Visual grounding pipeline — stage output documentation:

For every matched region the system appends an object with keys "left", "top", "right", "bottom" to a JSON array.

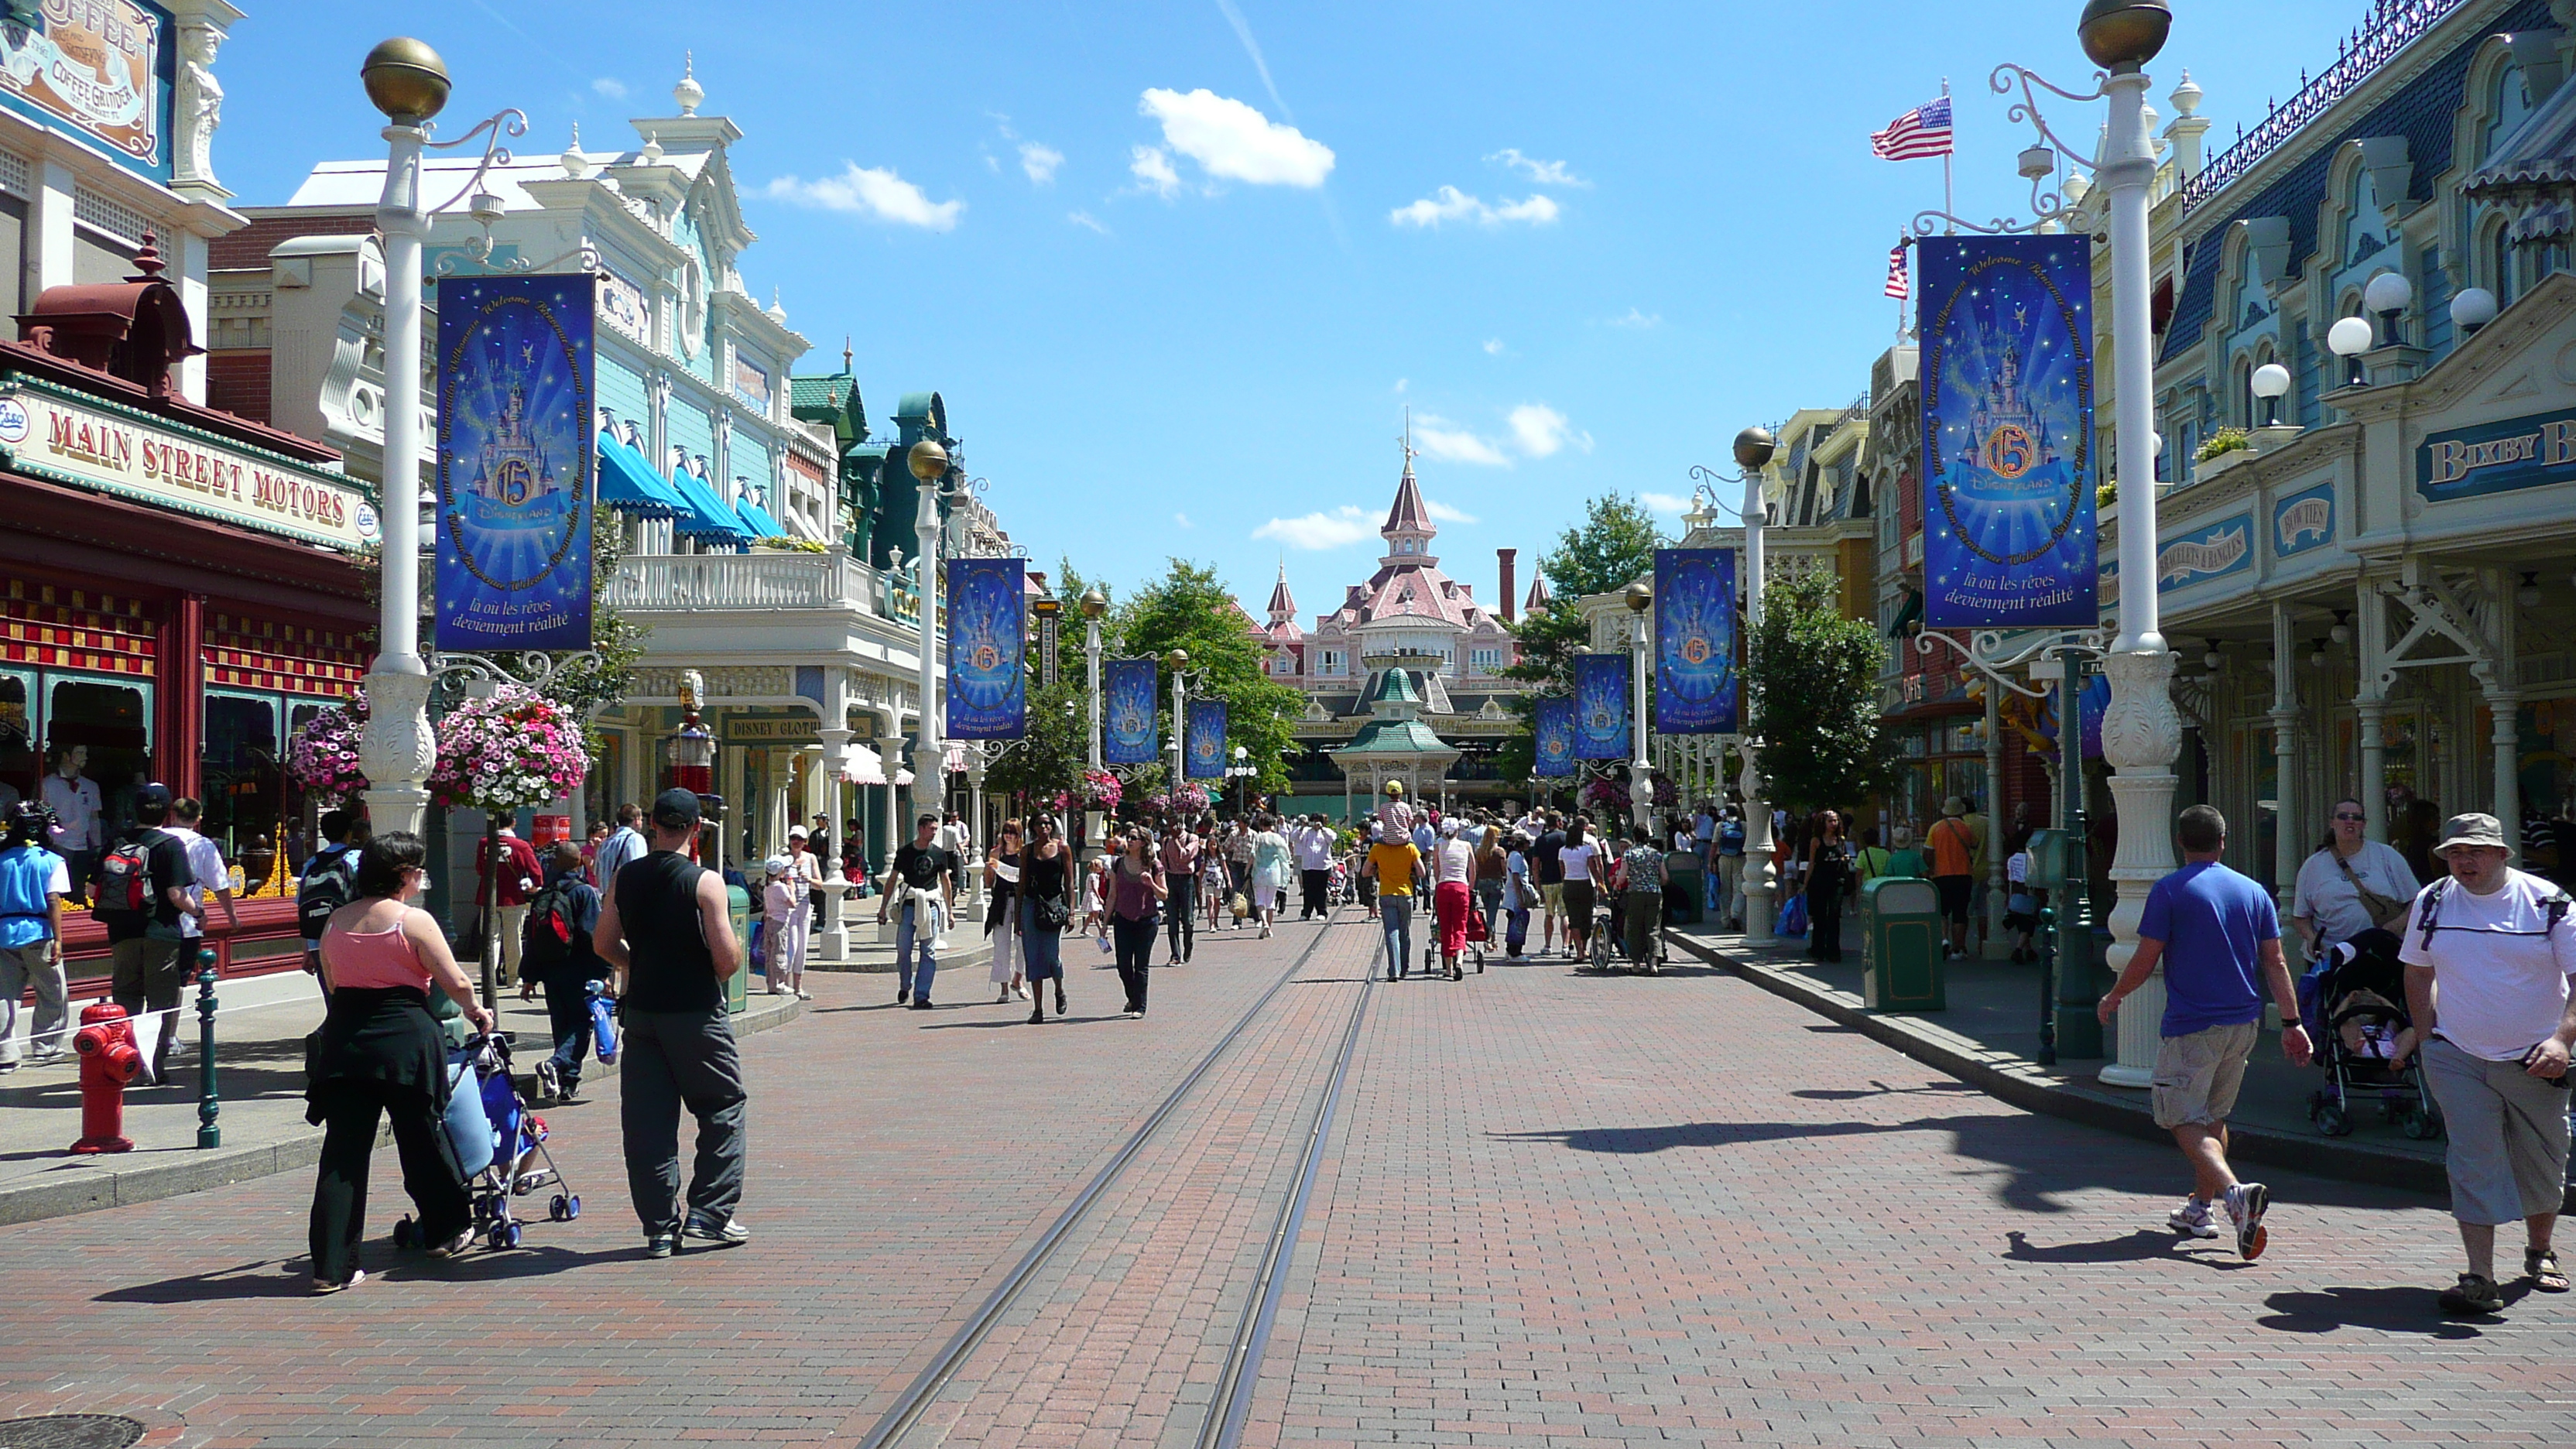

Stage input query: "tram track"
[{"left": 855, "top": 913, "right": 1378, "bottom": 1449}]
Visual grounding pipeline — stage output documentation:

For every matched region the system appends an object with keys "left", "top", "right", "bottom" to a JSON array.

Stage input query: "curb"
[
  {"left": 1664, "top": 930, "right": 2450, "bottom": 1198},
  {"left": 0, "top": 992, "right": 803, "bottom": 1229}
]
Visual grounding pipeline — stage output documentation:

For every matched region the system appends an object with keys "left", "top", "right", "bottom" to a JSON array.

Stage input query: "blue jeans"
[
  {"left": 1379, "top": 895, "right": 1414, "bottom": 978},
  {"left": 895, "top": 899, "right": 940, "bottom": 1001},
  {"left": 540, "top": 971, "right": 598, "bottom": 1089}
]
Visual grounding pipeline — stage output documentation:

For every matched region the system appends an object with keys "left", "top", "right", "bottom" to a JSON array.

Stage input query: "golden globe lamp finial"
[
  {"left": 1732, "top": 426, "right": 1777, "bottom": 471},
  {"left": 1166, "top": 649, "right": 1190, "bottom": 670},
  {"left": 361, "top": 38, "right": 450, "bottom": 124},
  {"left": 1079, "top": 587, "right": 1107, "bottom": 619},
  {"left": 905, "top": 438, "right": 950, "bottom": 482},
  {"left": 1624, "top": 582, "right": 1653, "bottom": 613},
  {"left": 2077, "top": 0, "right": 2171, "bottom": 72}
]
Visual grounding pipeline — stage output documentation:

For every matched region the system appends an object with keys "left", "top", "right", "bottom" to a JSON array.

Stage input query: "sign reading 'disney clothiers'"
[{"left": 0, "top": 379, "right": 379, "bottom": 550}]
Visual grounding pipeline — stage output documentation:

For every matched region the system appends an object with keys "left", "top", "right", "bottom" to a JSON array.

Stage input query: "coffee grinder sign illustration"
[
  {"left": 0, "top": 0, "right": 172, "bottom": 180},
  {"left": 434, "top": 274, "right": 596, "bottom": 652},
  {"left": 1917, "top": 235, "right": 2096, "bottom": 629}
]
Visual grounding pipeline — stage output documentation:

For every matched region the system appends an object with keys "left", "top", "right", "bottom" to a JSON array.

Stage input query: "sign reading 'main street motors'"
[
  {"left": 2417, "top": 407, "right": 2576, "bottom": 503},
  {"left": 0, "top": 375, "right": 379, "bottom": 551}
]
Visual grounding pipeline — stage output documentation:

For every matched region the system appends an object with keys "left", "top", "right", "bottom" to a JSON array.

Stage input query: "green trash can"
[
  {"left": 1664, "top": 859, "right": 1704, "bottom": 926},
  {"left": 1861, "top": 875, "right": 1945, "bottom": 1012},
  {"left": 725, "top": 882, "right": 752, "bottom": 1015}
]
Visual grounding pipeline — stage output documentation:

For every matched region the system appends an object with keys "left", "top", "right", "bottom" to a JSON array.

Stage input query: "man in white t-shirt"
[
  {"left": 2391, "top": 813, "right": 2576, "bottom": 1316},
  {"left": 39, "top": 746, "right": 101, "bottom": 907},
  {"left": 1292, "top": 816, "right": 1335, "bottom": 920},
  {"left": 164, "top": 797, "right": 241, "bottom": 944}
]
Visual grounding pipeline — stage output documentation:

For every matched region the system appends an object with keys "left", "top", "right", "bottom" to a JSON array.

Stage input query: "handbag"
[
  {"left": 1036, "top": 894, "right": 1071, "bottom": 931},
  {"left": 2331, "top": 849, "right": 2410, "bottom": 930},
  {"left": 1778, "top": 892, "right": 1809, "bottom": 937}
]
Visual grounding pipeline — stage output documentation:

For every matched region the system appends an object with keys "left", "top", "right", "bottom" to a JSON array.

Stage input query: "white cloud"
[
  {"left": 1139, "top": 87, "right": 1334, "bottom": 187},
  {"left": 1175, "top": 512, "right": 1195, "bottom": 529},
  {"left": 1255, "top": 505, "right": 1376, "bottom": 550},
  {"left": 591, "top": 77, "right": 628, "bottom": 100},
  {"left": 1413, "top": 417, "right": 1514, "bottom": 468},
  {"left": 761, "top": 163, "right": 963, "bottom": 231},
  {"left": 1487, "top": 148, "right": 1588, "bottom": 187},
  {"left": 1393, "top": 378, "right": 1409, "bottom": 393},
  {"left": 1639, "top": 492, "right": 1693, "bottom": 515},
  {"left": 1389, "top": 186, "right": 1559, "bottom": 228},
  {"left": 1019, "top": 142, "right": 1064, "bottom": 185},
  {"left": 1482, "top": 337, "right": 1506, "bottom": 355},
  {"left": 1129, "top": 145, "right": 1182, "bottom": 199},
  {"left": 1067, "top": 210, "right": 1110, "bottom": 235},
  {"left": 1609, "top": 307, "right": 1663, "bottom": 328},
  {"left": 1508, "top": 403, "right": 1591, "bottom": 457},
  {"left": 1424, "top": 499, "right": 1480, "bottom": 524}
]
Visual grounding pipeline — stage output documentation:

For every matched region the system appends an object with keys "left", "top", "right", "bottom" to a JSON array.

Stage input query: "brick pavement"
[{"left": 3, "top": 914, "right": 2572, "bottom": 1447}]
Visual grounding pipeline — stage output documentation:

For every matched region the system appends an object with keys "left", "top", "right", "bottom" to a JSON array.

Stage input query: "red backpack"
[{"left": 95, "top": 832, "right": 159, "bottom": 916}]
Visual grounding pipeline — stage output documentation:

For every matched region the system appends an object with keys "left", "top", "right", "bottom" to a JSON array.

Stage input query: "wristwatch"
[{"left": 2280, "top": 1017, "right": 2304, "bottom": 1029}]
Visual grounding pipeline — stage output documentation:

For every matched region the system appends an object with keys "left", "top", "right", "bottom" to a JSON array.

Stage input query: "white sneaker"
[
  {"left": 2167, "top": 1197, "right": 2218, "bottom": 1238},
  {"left": 2222, "top": 1182, "right": 2270, "bottom": 1260}
]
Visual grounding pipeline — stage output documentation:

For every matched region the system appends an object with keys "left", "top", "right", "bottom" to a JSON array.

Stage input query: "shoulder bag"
[{"left": 2331, "top": 848, "right": 2410, "bottom": 930}]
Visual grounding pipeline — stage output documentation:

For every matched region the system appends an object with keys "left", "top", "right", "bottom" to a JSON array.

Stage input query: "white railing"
[{"left": 607, "top": 548, "right": 882, "bottom": 615}]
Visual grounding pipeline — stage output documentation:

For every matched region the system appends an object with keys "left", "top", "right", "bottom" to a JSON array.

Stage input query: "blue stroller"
[
  {"left": 392, "top": 1033, "right": 582, "bottom": 1252},
  {"left": 2300, "top": 929, "right": 2442, "bottom": 1140}
]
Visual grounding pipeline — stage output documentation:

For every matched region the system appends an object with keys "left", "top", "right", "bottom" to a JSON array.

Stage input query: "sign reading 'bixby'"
[{"left": 2417, "top": 408, "right": 2576, "bottom": 502}]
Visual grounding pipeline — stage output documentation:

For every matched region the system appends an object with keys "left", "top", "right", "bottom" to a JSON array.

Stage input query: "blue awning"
[
  {"left": 595, "top": 437, "right": 682, "bottom": 517},
  {"left": 734, "top": 494, "right": 785, "bottom": 539},
  {"left": 665, "top": 468, "right": 752, "bottom": 546}
]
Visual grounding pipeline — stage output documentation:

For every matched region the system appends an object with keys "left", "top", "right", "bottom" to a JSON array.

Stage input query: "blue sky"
[{"left": 220, "top": 1, "right": 2359, "bottom": 614}]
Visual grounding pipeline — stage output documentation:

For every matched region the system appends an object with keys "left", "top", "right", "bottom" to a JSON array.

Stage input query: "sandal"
[
  {"left": 2438, "top": 1273, "right": 2505, "bottom": 1315},
  {"left": 2526, "top": 1247, "right": 2570, "bottom": 1293}
]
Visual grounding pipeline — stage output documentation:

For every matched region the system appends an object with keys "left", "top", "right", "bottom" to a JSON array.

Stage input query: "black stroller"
[{"left": 2303, "top": 928, "right": 2442, "bottom": 1139}]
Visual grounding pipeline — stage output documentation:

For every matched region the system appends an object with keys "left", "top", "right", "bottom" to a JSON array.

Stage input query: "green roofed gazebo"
[{"left": 1330, "top": 651, "right": 1463, "bottom": 821}]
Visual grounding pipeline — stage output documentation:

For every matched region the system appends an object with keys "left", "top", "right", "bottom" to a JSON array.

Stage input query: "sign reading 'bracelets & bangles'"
[
  {"left": 0, "top": 376, "right": 379, "bottom": 550},
  {"left": 1917, "top": 235, "right": 2097, "bottom": 629}
]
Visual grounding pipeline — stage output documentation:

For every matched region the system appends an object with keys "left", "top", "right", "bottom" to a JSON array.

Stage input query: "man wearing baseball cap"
[
  {"left": 2389, "top": 812, "right": 2576, "bottom": 1315},
  {"left": 96, "top": 783, "right": 200, "bottom": 1079}
]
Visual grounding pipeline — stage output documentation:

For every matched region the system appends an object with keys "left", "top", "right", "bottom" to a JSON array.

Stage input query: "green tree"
[
  {"left": 1742, "top": 568, "right": 1894, "bottom": 813},
  {"left": 981, "top": 678, "right": 1090, "bottom": 806},
  {"left": 1498, "top": 494, "right": 1661, "bottom": 785},
  {"left": 1115, "top": 558, "right": 1304, "bottom": 795}
]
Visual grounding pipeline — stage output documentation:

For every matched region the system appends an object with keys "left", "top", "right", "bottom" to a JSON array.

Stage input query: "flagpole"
[{"left": 1941, "top": 77, "right": 1954, "bottom": 236}]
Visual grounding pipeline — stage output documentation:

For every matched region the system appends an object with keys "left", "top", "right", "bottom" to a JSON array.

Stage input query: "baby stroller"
[
  {"left": 392, "top": 1033, "right": 583, "bottom": 1252},
  {"left": 1325, "top": 860, "right": 1350, "bottom": 909},
  {"left": 2301, "top": 929, "right": 2441, "bottom": 1140},
  {"left": 1421, "top": 893, "right": 1489, "bottom": 976}
]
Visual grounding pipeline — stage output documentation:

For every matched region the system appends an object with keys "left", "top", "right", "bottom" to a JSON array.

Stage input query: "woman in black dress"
[
  {"left": 1803, "top": 810, "right": 1853, "bottom": 964},
  {"left": 1019, "top": 816, "right": 1074, "bottom": 1023}
]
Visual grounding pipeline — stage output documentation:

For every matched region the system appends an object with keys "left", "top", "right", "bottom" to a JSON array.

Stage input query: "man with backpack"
[
  {"left": 94, "top": 783, "right": 199, "bottom": 1079},
  {"left": 296, "top": 810, "right": 368, "bottom": 979},
  {"left": 519, "top": 841, "right": 605, "bottom": 1103}
]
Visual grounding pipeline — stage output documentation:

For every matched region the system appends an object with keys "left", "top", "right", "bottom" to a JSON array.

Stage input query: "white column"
[
  {"left": 1983, "top": 687, "right": 2006, "bottom": 954},
  {"left": 359, "top": 121, "right": 437, "bottom": 839},
  {"left": 2484, "top": 567, "right": 2522, "bottom": 860},
  {"left": 2098, "top": 64, "right": 2182, "bottom": 1089},
  {"left": 913, "top": 483, "right": 944, "bottom": 814},
  {"left": 2269, "top": 601, "right": 2300, "bottom": 912},
  {"left": 1740, "top": 469, "right": 1774, "bottom": 936}
]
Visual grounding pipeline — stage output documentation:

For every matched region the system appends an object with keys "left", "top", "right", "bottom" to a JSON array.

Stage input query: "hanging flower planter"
[
  {"left": 285, "top": 689, "right": 371, "bottom": 805},
  {"left": 430, "top": 685, "right": 591, "bottom": 814}
]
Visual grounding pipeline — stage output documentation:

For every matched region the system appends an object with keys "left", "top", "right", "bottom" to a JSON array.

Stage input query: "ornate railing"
[
  {"left": 2180, "top": 0, "right": 2468, "bottom": 214},
  {"left": 605, "top": 548, "right": 883, "bottom": 615}
]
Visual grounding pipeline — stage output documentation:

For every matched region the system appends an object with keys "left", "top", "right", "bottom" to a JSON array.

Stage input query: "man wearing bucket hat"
[{"left": 2389, "top": 811, "right": 2576, "bottom": 1315}]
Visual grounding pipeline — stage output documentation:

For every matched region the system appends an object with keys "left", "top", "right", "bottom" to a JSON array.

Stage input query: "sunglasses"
[{"left": 2332, "top": 813, "right": 2365, "bottom": 822}]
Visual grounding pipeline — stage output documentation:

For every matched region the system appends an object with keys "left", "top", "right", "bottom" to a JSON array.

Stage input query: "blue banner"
[
  {"left": 945, "top": 557, "right": 1026, "bottom": 739},
  {"left": 434, "top": 274, "right": 596, "bottom": 651},
  {"left": 1103, "top": 659, "right": 1160, "bottom": 766},
  {"left": 1533, "top": 698, "right": 1576, "bottom": 778},
  {"left": 1185, "top": 700, "right": 1227, "bottom": 780},
  {"left": 1573, "top": 654, "right": 1629, "bottom": 760},
  {"left": 1918, "top": 235, "right": 2095, "bottom": 629},
  {"left": 1653, "top": 549, "right": 1737, "bottom": 735}
]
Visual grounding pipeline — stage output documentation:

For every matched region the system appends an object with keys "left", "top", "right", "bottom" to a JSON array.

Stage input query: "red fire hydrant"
[{"left": 71, "top": 1001, "right": 142, "bottom": 1155}]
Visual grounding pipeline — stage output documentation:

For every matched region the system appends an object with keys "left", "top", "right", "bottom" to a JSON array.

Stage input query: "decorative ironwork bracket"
[
  {"left": 1910, "top": 63, "right": 2108, "bottom": 238},
  {"left": 1915, "top": 626, "right": 2111, "bottom": 700}
]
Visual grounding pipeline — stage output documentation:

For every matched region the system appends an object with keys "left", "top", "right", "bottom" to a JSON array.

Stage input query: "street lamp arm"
[
  {"left": 420, "top": 108, "right": 529, "bottom": 214},
  {"left": 1913, "top": 627, "right": 2112, "bottom": 699},
  {"left": 1909, "top": 63, "right": 2111, "bottom": 240}
]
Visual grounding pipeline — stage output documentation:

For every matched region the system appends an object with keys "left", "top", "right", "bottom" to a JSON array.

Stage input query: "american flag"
[
  {"left": 1884, "top": 240, "right": 1910, "bottom": 300},
  {"left": 1871, "top": 97, "right": 1954, "bottom": 161}
]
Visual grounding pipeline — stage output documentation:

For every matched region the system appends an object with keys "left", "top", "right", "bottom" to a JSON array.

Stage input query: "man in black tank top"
[{"left": 594, "top": 789, "right": 748, "bottom": 1259}]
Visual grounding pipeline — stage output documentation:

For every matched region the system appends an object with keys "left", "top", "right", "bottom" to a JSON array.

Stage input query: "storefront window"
[
  {"left": 47, "top": 677, "right": 152, "bottom": 832},
  {"left": 206, "top": 691, "right": 286, "bottom": 896}
]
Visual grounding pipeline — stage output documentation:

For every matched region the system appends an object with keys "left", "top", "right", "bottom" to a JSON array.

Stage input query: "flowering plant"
[
  {"left": 1581, "top": 776, "right": 1625, "bottom": 808},
  {"left": 286, "top": 690, "right": 371, "bottom": 803},
  {"left": 1142, "top": 783, "right": 1211, "bottom": 817},
  {"left": 429, "top": 684, "right": 591, "bottom": 811},
  {"left": 1053, "top": 768, "right": 1122, "bottom": 814}
]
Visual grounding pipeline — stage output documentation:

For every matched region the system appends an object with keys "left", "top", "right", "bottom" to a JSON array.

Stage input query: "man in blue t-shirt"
[{"left": 2098, "top": 804, "right": 2312, "bottom": 1260}]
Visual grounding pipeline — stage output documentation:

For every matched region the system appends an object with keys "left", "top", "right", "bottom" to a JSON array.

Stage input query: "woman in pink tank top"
[{"left": 305, "top": 831, "right": 494, "bottom": 1293}]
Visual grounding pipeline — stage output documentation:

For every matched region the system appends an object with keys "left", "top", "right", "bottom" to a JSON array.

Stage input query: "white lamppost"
[
  {"left": 1622, "top": 581, "right": 1655, "bottom": 833},
  {"left": 352, "top": 39, "right": 450, "bottom": 840},
  {"left": 903, "top": 437, "right": 972, "bottom": 828},
  {"left": 1081, "top": 587, "right": 1107, "bottom": 775},
  {"left": 1733, "top": 426, "right": 1778, "bottom": 936},
  {"left": 1166, "top": 649, "right": 1204, "bottom": 810}
]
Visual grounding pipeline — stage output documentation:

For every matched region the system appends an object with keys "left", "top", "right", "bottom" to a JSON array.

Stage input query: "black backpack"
[
  {"left": 519, "top": 880, "right": 581, "bottom": 972},
  {"left": 2414, "top": 877, "right": 2574, "bottom": 950},
  {"left": 297, "top": 844, "right": 360, "bottom": 943},
  {"left": 95, "top": 830, "right": 164, "bottom": 919}
]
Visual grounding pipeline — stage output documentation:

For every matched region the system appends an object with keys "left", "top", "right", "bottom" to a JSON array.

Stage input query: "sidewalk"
[
  {"left": 1664, "top": 919, "right": 2454, "bottom": 1196},
  {"left": 0, "top": 969, "right": 800, "bottom": 1226}
]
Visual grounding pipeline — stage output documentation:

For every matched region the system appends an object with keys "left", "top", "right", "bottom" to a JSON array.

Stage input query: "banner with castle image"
[
  {"left": 1653, "top": 548, "right": 1737, "bottom": 735},
  {"left": 1533, "top": 697, "right": 1576, "bottom": 778},
  {"left": 1917, "top": 236, "right": 2096, "bottom": 629},
  {"left": 945, "top": 557, "right": 1027, "bottom": 740},
  {"left": 1573, "top": 653, "right": 1629, "bottom": 761},
  {"left": 434, "top": 274, "right": 595, "bottom": 652},
  {"left": 1103, "top": 659, "right": 1160, "bottom": 766}
]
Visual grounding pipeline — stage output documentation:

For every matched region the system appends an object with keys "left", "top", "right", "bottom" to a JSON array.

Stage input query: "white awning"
[
  {"left": 895, "top": 768, "right": 916, "bottom": 786},
  {"left": 841, "top": 745, "right": 886, "bottom": 786}
]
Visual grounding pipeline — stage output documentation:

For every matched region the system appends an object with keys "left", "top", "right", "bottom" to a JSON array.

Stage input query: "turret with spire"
[
  {"left": 1266, "top": 557, "right": 1297, "bottom": 625},
  {"left": 1381, "top": 412, "right": 1437, "bottom": 567}
]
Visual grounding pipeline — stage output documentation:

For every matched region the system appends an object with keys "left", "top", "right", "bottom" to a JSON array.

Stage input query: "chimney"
[{"left": 1498, "top": 548, "right": 1517, "bottom": 622}]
